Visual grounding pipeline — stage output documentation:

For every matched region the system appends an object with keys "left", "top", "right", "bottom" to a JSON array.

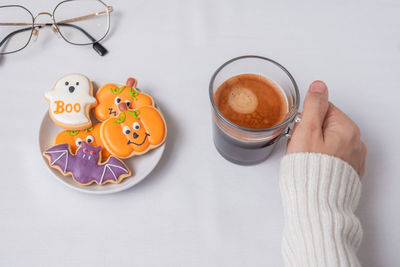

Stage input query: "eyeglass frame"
[{"left": 0, "top": 0, "right": 113, "bottom": 56}]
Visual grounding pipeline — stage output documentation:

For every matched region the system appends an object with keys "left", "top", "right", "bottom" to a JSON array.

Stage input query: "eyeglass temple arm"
[
  {"left": 57, "top": 22, "right": 108, "bottom": 56},
  {"left": 0, "top": 6, "right": 113, "bottom": 26},
  {"left": 57, "top": 6, "right": 113, "bottom": 24},
  {"left": 0, "top": 27, "right": 31, "bottom": 47},
  {"left": 0, "top": 23, "right": 108, "bottom": 56}
]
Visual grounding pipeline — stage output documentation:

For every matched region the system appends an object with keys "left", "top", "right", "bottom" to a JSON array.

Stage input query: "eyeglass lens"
[
  {"left": 0, "top": 6, "right": 33, "bottom": 54},
  {"left": 53, "top": 0, "right": 110, "bottom": 45}
]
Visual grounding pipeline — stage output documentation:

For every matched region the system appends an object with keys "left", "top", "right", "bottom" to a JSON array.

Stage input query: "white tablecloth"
[{"left": 1, "top": 0, "right": 399, "bottom": 266}]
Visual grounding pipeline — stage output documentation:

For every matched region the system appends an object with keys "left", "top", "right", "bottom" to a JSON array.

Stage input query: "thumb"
[{"left": 301, "top": 80, "right": 330, "bottom": 129}]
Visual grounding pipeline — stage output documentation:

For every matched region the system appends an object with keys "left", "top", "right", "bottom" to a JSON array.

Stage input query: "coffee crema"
[{"left": 214, "top": 74, "right": 287, "bottom": 129}]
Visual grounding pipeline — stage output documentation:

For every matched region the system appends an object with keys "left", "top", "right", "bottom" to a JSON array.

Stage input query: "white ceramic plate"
[{"left": 38, "top": 112, "right": 165, "bottom": 194}]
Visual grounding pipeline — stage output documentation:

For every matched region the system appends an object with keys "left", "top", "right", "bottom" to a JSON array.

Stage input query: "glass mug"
[{"left": 209, "top": 55, "right": 300, "bottom": 165}]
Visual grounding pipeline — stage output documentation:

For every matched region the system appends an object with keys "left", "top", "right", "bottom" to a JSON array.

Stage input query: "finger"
[
  {"left": 285, "top": 115, "right": 301, "bottom": 145},
  {"left": 287, "top": 115, "right": 302, "bottom": 142},
  {"left": 362, "top": 142, "right": 367, "bottom": 156},
  {"left": 291, "top": 115, "right": 301, "bottom": 132},
  {"left": 323, "top": 103, "right": 359, "bottom": 139},
  {"left": 301, "top": 80, "right": 330, "bottom": 130},
  {"left": 359, "top": 142, "right": 367, "bottom": 178}
]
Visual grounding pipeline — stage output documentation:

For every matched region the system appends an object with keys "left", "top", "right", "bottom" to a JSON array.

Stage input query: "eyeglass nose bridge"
[
  {"left": 32, "top": 12, "right": 62, "bottom": 38},
  {"left": 34, "top": 12, "right": 53, "bottom": 22}
]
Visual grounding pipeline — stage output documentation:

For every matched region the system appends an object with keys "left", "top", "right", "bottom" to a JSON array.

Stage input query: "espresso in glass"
[
  {"left": 209, "top": 56, "right": 299, "bottom": 165},
  {"left": 214, "top": 73, "right": 287, "bottom": 129}
]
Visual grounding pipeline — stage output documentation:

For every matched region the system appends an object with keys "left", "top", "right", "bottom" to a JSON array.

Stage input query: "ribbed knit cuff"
[{"left": 280, "top": 153, "right": 362, "bottom": 267}]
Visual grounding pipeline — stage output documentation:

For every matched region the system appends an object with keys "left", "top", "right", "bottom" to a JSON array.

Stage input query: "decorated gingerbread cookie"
[
  {"left": 43, "top": 142, "right": 131, "bottom": 186},
  {"left": 100, "top": 103, "right": 167, "bottom": 158},
  {"left": 94, "top": 77, "right": 154, "bottom": 121},
  {"left": 54, "top": 123, "right": 111, "bottom": 160},
  {"left": 45, "top": 74, "right": 97, "bottom": 130}
]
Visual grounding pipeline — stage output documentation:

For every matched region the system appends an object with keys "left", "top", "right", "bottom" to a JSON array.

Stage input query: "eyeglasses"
[{"left": 0, "top": 0, "right": 113, "bottom": 56}]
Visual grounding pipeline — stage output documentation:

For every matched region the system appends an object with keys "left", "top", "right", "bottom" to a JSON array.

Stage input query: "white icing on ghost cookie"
[{"left": 45, "top": 74, "right": 97, "bottom": 130}]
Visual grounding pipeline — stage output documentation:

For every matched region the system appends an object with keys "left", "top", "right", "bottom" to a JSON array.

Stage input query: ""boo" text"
[{"left": 53, "top": 101, "right": 81, "bottom": 114}]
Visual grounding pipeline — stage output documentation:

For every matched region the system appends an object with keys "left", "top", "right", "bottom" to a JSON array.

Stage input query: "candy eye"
[
  {"left": 76, "top": 82, "right": 79, "bottom": 86},
  {"left": 86, "top": 135, "right": 94, "bottom": 143},
  {"left": 115, "top": 97, "right": 121, "bottom": 104},
  {"left": 65, "top": 81, "right": 69, "bottom": 86},
  {"left": 125, "top": 100, "right": 131, "bottom": 107},
  {"left": 75, "top": 138, "right": 83, "bottom": 146},
  {"left": 133, "top": 122, "right": 140, "bottom": 130},
  {"left": 123, "top": 126, "right": 131, "bottom": 135}
]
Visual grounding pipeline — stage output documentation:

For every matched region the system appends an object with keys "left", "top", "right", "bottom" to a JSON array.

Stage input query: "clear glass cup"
[{"left": 209, "top": 55, "right": 300, "bottom": 165}]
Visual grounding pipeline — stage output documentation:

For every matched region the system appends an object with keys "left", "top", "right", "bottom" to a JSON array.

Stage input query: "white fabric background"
[{"left": 0, "top": 0, "right": 399, "bottom": 266}]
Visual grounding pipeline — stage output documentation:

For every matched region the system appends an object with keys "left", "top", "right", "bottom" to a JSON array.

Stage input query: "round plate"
[{"left": 38, "top": 112, "right": 165, "bottom": 194}]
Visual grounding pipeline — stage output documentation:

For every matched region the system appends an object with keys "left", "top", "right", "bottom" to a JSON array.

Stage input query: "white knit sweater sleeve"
[{"left": 279, "top": 153, "right": 362, "bottom": 267}]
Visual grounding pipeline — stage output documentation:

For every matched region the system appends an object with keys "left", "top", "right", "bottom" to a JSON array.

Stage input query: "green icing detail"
[
  {"left": 84, "top": 127, "right": 93, "bottom": 133},
  {"left": 110, "top": 85, "right": 126, "bottom": 95},
  {"left": 129, "top": 88, "right": 139, "bottom": 101},
  {"left": 112, "top": 112, "right": 126, "bottom": 123},
  {"left": 128, "top": 110, "right": 140, "bottom": 120},
  {"left": 66, "top": 130, "right": 79, "bottom": 136}
]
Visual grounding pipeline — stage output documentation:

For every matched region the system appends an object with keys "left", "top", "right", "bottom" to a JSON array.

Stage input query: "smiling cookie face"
[
  {"left": 54, "top": 123, "right": 111, "bottom": 160},
  {"left": 45, "top": 73, "right": 97, "bottom": 130},
  {"left": 94, "top": 78, "right": 154, "bottom": 122},
  {"left": 100, "top": 106, "right": 167, "bottom": 158}
]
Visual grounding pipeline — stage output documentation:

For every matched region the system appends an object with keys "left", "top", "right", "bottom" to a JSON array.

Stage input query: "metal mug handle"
[{"left": 284, "top": 112, "right": 302, "bottom": 138}]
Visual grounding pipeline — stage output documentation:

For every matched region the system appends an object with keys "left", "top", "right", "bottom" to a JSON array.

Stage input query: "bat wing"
[
  {"left": 98, "top": 157, "right": 131, "bottom": 184},
  {"left": 43, "top": 143, "right": 71, "bottom": 174}
]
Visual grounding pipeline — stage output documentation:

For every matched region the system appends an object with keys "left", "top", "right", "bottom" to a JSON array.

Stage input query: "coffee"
[{"left": 214, "top": 74, "right": 287, "bottom": 129}]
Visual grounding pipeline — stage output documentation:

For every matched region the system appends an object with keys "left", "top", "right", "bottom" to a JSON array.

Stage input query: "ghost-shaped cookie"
[{"left": 45, "top": 74, "right": 97, "bottom": 130}]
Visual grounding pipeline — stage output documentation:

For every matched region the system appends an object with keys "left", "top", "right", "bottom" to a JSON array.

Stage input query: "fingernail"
[{"left": 310, "top": 81, "right": 327, "bottom": 94}]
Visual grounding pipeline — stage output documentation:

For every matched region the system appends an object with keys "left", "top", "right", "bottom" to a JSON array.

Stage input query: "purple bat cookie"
[{"left": 43, "top": 142, "right": 131, "bottom": 185}]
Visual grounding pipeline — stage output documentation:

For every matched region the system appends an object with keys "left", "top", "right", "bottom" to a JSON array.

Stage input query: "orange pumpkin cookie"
[
  {"left": 100, "top": 104, "right": 167, "bottom": 158},
  {"left": 54, "top": 123, "right": 111, "bottom": 160},
  {"left": 94, "top": 77, "right": 154, "bottom": 122}
]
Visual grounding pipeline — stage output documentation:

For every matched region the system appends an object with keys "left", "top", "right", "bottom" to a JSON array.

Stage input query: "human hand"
[{"left": 286, "top": 81, "right": 367, "bottom": 177}]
